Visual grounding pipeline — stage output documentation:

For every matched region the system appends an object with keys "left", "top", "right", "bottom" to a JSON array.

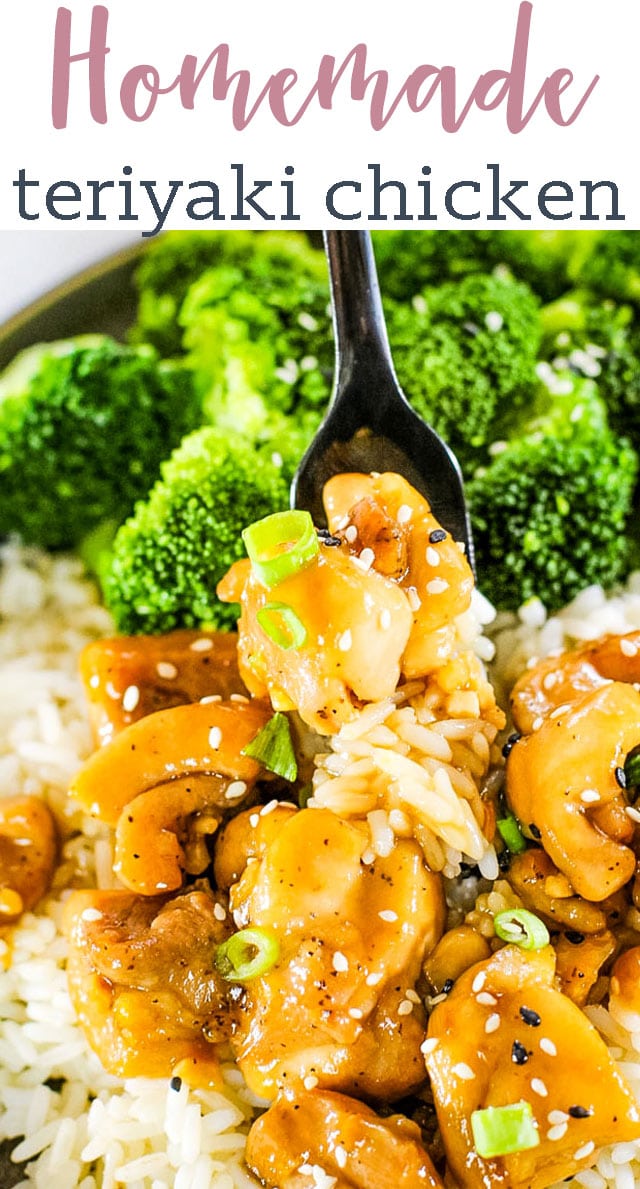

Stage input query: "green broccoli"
[
  {"left": 468, "top": 374, "right": 638, "bottom": 612},
  {"left": 569, "top": 231, "right": 640, "bottom": 305},
  {"left": 540, "top": 289, "right": 640, "bottom": 449},
  {"left": 387, "top": 272, "right": 541, "bottom": 471},
  {"left": 104, "top": 427, "right": 289, "bottom": 633},
  {"left": 0, "top": 337, "right": 199, "bottom": 550},
  {"left": 373, "top": 230, "right": 579, "bottom": 302}
]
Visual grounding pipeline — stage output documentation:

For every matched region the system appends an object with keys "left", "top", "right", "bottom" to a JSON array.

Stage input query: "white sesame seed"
[
  {"left": 379, "top": 910, "right": 398, "bottom": 922},
  {"left": 426, "top": 578, "right": 449, "bottom": 596},
  {"left": 405, "top": 989, "right": 421, "bottom": 1004},
  {"left": 366, "top": 972, "right": 383, "bottom": 986},
  {"left": 550, "top": 703, "right": 571, "bottom": 719},
  {"left": 303, "top": 1075, "right": 319, "bottom": 1091},
  {"left": 249, "top": 813, "right": 260, "bottom": 828},
  {"left": 230, "top": 693, "right": 249, "bottom": 703},
  {"left": 300, "top": 356, "right": 318, "bottom": 372},
  {"left": 543, "top": 672, "right": 559, "bottom": 690},
  {"left": 190, "top": 637, "right": 214, "bottom": 652},
  {"left": 540, "top": 1037, "right": 557, "bottom": 1056},
  {"left": 338, "top": 630, "right": 353, "bottom": 652},
  {"left": 426, "top": 547, "right": 441, "bottom": 567},
  {"left": 547, "top": 1123, "right": 568, "bottom": 1142},
  {"left": 626, "top": 806, "right": 640, "bottom": 824},
  {"left": 621, "top": 638, "right": 638, "bottom": 657},
  {"left": 225, "top": 781, "right": 248, "bottom": 801},
  {"left": 472, "top": 972, "right": 486, "bottom": 993},
  {"left": 476, "top": 992, "right": 498, "bottom": 1007},
  {"left": 260, "top": 799, "right": 279, "bottom": 816},
  {"left": 380, "top": 609, "right": 392, "bottom": 630},
  {"left": 89, "top": 674, "right": 100, "bottom": 688},
  {"left": 105, "top": 682, "right": 121, "bottom": 700},
  {"left": 200, "top": 694, "right": 222, "bottom": 704},
  {"left": 580, "top": 790, "right": 601, "bottom": 804},
  {"left": 213, "top": 903, "right": 227, "bottom": 921},
  {"left": 397, "top": 504, "right": 413, "bottom": 525},
  {"left": 332, "top": 951, "right": 349, "bottom": 973},
  {"left": 421, "top": 1037, "right": 439, "bottom": 1055},
  {"left": 358, "top": 547, "right": 375, "bottom": 571},
  {"left": 360, "top": 848, "right": 376, "bottom": 866},
  {"left": 485, "top": 1014, "right": 501, "bottom": 1034},
  {"left": 345, "top": 525, "right": 358, "bottom": 544},
  {"left": 574, "top": 1141, "right": 595, "bottom": 1161},
  {"left": 348, "top": 1007, "right": 364, "bottom": 1019},
  {"left": 81, "top": 907, "right": 103, "bottom": 922},
  {"left": 122, "top": 685, "right": 140, "bottom": 713},
  {"left": 398, "top": 1000, "right": 414, "bottom": 1017},
  {"left": 453, "top": 1063, "right": 476, "bottom": 1080},
  {"left": 208, "top": 726, "right": 222, "bottom": 749},
  {"left": 532, "top": 716, "right": 544, "bottom": 732},
  {"left": 548, "top": 1111, "right": 569, "bottom": 1125},
  {"left": 156, "top": 661, "right": 178, "bottom": 680},
  {"left": 334, "top": 1146, "right": 347, "bottom": 1170},
  {"left": 485, "top": 311, "right": 504, "bottom": 332},
  {"left": 531, "top": 1078, "right": 548, "bottom": 1097},
  {"left": 298, "top": 311, "right": 318, "bottom": 332},
  {"left": 407, "top": 586, "right": 422, "bottom": 612}
]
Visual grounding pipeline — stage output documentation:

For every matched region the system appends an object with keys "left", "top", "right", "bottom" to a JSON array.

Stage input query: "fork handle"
[{"left": 324, "top": 231, "right": 397, "bottom": 393}]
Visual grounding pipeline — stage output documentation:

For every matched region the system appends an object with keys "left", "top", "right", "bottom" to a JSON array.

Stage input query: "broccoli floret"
[
  {"left": 0, "top": 337, "right": 199, "bottom": 550},
  {"left": 104, "top": 427, "right": 289, "bottom": 633},
  {"left": 178, "top": 236, "right": 332, "bottom": 447},
  {"left": 569, "top": 231, "right": 640, "bottom": 305},
  {"left": 540, "top": 289, "right": 640, "bottom": 449},
  {"left": 387, "top": 272, "right": 541, "bottom": 471},
  {"left": 373, "top": 230, "right": 578, "bottom": 302},
  {"left": 468, "top": 376, "right": 638, "bottom": 612}
]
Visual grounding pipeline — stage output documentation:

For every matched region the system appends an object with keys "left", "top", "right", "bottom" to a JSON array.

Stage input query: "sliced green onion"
[
  {"left": 257, "top": 603, "right": 307, "bottom": 650},
  {"left": 497, "top": 814, "right": 527, "bottom": 855},
  {"left": 624, "top": 747, "right": 640, "bottom": 791},
  {"left": 215, "top": 927, "right": 280, "bottom": 982},
  {"left": 471, "top": 1102, "right": 539, "bottom": 1159},
  {"left": 494, "top": 909, "right": 550, "bottom": 951},
  {"left": 242, "top": 510, "right": 318, "bottom": 588},
  {"left": 242, "top": 713, "right": 298, "bottom": 782}
]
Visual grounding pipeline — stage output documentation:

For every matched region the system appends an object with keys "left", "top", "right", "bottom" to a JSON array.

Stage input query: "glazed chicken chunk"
[
  {"left": 0, "top": 795, "right": 57, "bottom": 922},
  {"left": 424, "top": 945, "right": 640, "bottom": 1189},
  {"left": 216, "top": 805, "right": 445, "bottom": 1101},
  {"left": 246, "top": 1089, "right": 445, "bottom": 1188},
  {"left": 64, "top": 885, "right": 233, "bottom": 1081}
]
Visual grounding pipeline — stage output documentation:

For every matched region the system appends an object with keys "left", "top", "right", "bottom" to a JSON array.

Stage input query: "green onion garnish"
[
  {"left": 624, "top": 747, "right": 640, "bottom": 791},
  {"left": 215, "top": 927, "right": 280, "bottom": 982},
  {"left": 494, "top": 909, "right": 550, "bottom": 951},
  {"left": 496, "top": 814, "right": 527, "bottom": 855},
  {"left": 242, "top": 713, "right": 298, "bottom": 782},
  {"left": 242, "top": 510, "right": 319, "bottom": 589},
  {"left": 471, "top": 1102, "right": 539, "bottom": 1159},
  {"left": 257, "top": 603, "right": 307, "bottom": 650}
]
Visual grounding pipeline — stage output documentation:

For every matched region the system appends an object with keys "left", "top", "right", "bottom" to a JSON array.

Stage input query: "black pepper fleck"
[
  {"left": 568, "top": 1105, "right": 592, "bottom": 1119},
  {"left": 170, "top": 1076, "right": 182, "bottom": 1092}
]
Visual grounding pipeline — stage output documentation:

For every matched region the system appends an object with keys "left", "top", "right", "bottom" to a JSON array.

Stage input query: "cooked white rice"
[{"left": 2, "top": 542, "right": 640, "bottom": 1188}]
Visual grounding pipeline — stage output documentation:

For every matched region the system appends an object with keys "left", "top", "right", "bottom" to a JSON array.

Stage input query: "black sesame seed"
[
  {"left": 502, "top": 735, "right": 521, "bottom": 759},
  {"left": 170, "top": 1076, "right": 182, "bottom": 1092},
  {"left": 529, "top": 823, "right": 541, "bottom": 840},
  {"left": 568, "top": 1105, "right": 592, "bottom": 1119},
  {"left": 565, "top": 931, "right": 585, "bottom": 945},
  {"left": 615, "top": 767, "right": 627, "bottom": 790},
  {"left": 519, "top": 1006, "right": 541, "bottom": 1027},
  {"left": 512, "top": 1040, "right": 529, "bottom": 1065},
  {"left": 442, "top": 979, "right": 454, "bottom": 995},
  {"left": 317, "top": 529, "right": 342, "bottom": 547},
  {"left": 497, "top": 849, "right": 512, "bottom": 873},
  {"left": 429, "top": 529, "right": 447, "bottom": 544}
]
